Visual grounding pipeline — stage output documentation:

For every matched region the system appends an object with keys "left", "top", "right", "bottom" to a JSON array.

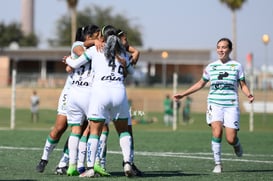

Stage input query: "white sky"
[{"left": 1, "top": 0, "right": 273, "bottom": 68}]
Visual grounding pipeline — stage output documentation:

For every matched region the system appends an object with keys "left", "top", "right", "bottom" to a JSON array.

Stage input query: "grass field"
[{"left": 0, "top": 108, "right": 273, "bottom": 180}]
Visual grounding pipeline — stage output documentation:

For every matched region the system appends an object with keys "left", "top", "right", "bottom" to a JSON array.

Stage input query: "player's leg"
[
  {"left": 224, "top": 107, "right": 243, "bottom": 157},
  {"left": 56, "top": 120, "right": 88, "bottom": 175},
  {"left": 94, "top": 123, "right": 111, "bottom": 176},
  {"left": 66, "top": 125, "right": 81, "bottom": 176},
  {"left": 55, "top": 137, "right": 69, "bottom": 175},
  {"left": 207, "top": 104, "right": 223, "bottom": 173},
  {"left": 77, "top": 120, "right": 89, "bottom": 174},
  {"left": 36, "top": 114, "right": 67, "bottom": 173},
  {"left": 126, "top": 123, "right": 143, "bottom": 176},
  {"left": 113, "top": 119, "right": 134, "bottom": 177},
  {"left": 210, "top": 122, "right": 223, "bottom": 173},
  {"left": 80, "top": 120, "right": 104, "bottom": 178}
]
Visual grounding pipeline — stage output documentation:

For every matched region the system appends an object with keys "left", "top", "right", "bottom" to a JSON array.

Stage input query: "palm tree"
[
  {"left": 66, "top": 0, "right": 78, "bottom": 44},
  {"left": 220, "top": 0, "right": 246, "bottom": 60}
]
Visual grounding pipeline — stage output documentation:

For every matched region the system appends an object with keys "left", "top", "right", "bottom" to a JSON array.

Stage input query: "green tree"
[
  {"left": 220, "top": 0, "right": 247, "bottom": 60},
  {"left": 50, "top": 5, "right": 142, "bottom": 47},
  {"left": 0, "top": 22, "right": 38, "bottom": 48}
]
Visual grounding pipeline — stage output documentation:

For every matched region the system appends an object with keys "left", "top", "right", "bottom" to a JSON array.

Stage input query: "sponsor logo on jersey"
[
  {"left": 72, "top": 80, "right": 89, "bottom": 86},
  {"left": 101, "top": 74, "right": 123, "bottom": 81}
]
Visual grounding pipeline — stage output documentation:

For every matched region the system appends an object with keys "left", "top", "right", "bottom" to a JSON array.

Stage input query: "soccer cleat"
[
  {"left": 131, "top": 163, "right": 144, "bottom": 177},
  {"left": 77, "top": 167, "right": 86, "bottom": 174},
  {"left": 36, "top": 159, "right": 48, "bottom": 173},
  {"left": 94, "top": 163, "right": 111, "bottom": 176},
  {"left": 123, "top": 162, "right": 134, "bottom": 177},
  {"left": 234, "top": 144, "right": 243, "bottom": 157},
  {"left": 79, "top": 168, "right": 95, "bottom": 178},
  {"left": 67, "top": 165, "right": 79, "bottom": 176},
  {"left": 212, "top": 164, "right": 222, "bottom": 173},
  {"left": 54, "top": 166, "right": 68, "bottom": 175}
]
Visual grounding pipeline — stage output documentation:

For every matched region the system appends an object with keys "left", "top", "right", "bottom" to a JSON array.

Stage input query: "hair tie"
[
  {"left": 118, "top": 31, "right": 124, "bottom": 36},
  {"left": 101, "top": 25, "right": 106, "bottom": 37}
]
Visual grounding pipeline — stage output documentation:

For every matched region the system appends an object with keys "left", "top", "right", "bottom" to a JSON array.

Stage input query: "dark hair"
[
  {"left": 102, "top": 25, "right": 127, "bottom": 62},
  {"left": 116, "top": 29, "right": 129, "bottom": 50},
  {"left": 74, "top": 27, "right": 85, "bottom": 42},
  {"left": 83, "top": 24, "right": 100, "bottom": 38},
  {"left": 217, "top": 38, "right": 233, "bottom": 50},
  {"left": 116, "top": 29, "right": 125, "bottom": 37},
  {"left": 101, "top": 25, "right": 117, "bottom": 40}
]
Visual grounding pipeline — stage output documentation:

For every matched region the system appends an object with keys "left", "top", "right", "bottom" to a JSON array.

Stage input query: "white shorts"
[
  {"left": 66, "top": 87, "right": 91, "bottom": 126},
  {"left": 104, "top": 111, "right": 131, "bottom": 125},
  {"left": 87, "top": 86, "right": 130, "bottom": 122},
  {"left": 206, "top": 104, "right": 240, "bottom": 130},
  {"left": 57, "top": 88, "right": 69, "bottom": 116}
]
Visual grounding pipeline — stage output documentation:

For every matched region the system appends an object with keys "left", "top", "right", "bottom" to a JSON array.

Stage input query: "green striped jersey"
[{"left": 202, "top": 60, "right": 245, "bottom": 107}]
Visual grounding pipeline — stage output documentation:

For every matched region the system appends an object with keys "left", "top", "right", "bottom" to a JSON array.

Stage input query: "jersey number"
[
  {"left": 108, "top": 59, "right": 124, "bottom": 74},
  {"left": 77, "top": 61, "right": 92, "bottom": 76}
]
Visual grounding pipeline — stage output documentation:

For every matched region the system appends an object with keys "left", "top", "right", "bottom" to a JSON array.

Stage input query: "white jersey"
[
  {"left": 66, "top": 46, "right": 133, "bottom": 121},
  {"left": 66, "top": 46, "right": 134, "bottom": 88},
  {"left": 202, "top": 59, "right": 245, "bottom": 107},
  {"left": 30, "top": 95, "right": 39, "bottom": 113},
  {"left": 66, "top": 41, "right": 92, "bottom": 125},
  {"left": 70, "top": 41, "right": 93, "bottom": 89}
]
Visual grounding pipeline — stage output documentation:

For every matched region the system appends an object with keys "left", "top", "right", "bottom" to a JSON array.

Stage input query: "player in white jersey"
[
  {"left": 36, "top": 27, "right": 87, "bottom": 174},
  {"left": 36, "top": 25, "right": 101, "bottom": 175},
  {"left": 65, "top": 25, "right": 135, "bottom": 177},
  {"left": 174, "top": 38, "right": 254, "bottom": 173},
  {"left": 65, "top": 24, "right": 102, "bottom": 176},
  {"left": 93, "top": 28, "right": 143, "bottom": 176}
]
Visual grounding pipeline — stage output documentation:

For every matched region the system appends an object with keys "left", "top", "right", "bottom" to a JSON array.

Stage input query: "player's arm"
[
  {"left": 65, "top": 45, "right": 85, "bottom": 73},
  {"left": 128, "top": 45, "right": 140, "bottom": 65},
  {"left": 173, "top": 79, "right": 207, "bottom": 101},
  {"left": 239, "top": 79, "right": 254, "bottom": 103},
  {"left": 65, "top": 49, "right": 92, "bottom": 69},
  {"left": 84, "top": 39, "right": 104, "bottom": 51}
]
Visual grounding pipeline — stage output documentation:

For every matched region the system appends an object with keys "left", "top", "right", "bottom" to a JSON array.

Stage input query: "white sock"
[
  {"left": 119, "top": 132, "right": 132, "bottom": 163},
  {"left": 86, "top": 134, "right": 99, "bottom": 168},
  {"left": 68, "top": 133, "right": 80, "bottom": 166},
  {"left": 130, "top": 137, "right": 135, "bottom": 163},
  {"left": 41, "top": 136, "right": 59, "bottom": 160},
  {"left": 211, "top": 137, "right": 222, "bottom": 165},
  {"left": 96, "top": 131, "right": 108, "bottom": 168},
  {"left": 77, "top": 135, "right": 88, "bottom": 168},
  {"left": 57, "top": 152, "right": 69, "bottom": 168}
]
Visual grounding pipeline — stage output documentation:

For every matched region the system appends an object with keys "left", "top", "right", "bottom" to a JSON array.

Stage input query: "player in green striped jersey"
[{"left": 174, "top": 38, "right": 254, "bottom": 173}]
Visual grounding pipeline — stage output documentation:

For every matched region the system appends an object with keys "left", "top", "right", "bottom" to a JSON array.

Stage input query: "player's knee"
[{"left": 226, "top": 136, "right": 236, "bottom": 145}]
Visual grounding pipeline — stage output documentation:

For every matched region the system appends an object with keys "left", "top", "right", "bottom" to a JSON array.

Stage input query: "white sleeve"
[{"left": 66, "top": 50, "right": 92, "bottom": 69}]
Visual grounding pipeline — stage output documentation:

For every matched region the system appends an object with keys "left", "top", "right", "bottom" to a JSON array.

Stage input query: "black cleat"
[
  {"left": 131, "top": 163, "right": 144, "bottom": 177},
  {"left": 36, "top": 159, "right": 48, "bottom": 173},
  {"left": 122, "top": 161, "right": 143, "bottom": 177}
]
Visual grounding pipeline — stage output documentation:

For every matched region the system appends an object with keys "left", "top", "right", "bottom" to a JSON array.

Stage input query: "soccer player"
[
  {"left": 163, "top": 94, "right": 173, "bottom": 126},
  {"left": 35, "top": 25, "right": 102, "bottom": 175},
  {"left": 94, "top": 28, "right": 143, "bottom": 177},
  {"left": 65, "top": 25, "right": 135, "bottom": 177},
  {"left": 116, "top": 29, "right": 140, "bottom": 65},
  {"left": 30, "top": 90, "right": 40, "bottom": 122},
  {"left": 64, "top": 24, "right": 102, "bottom": 176},
  {"left": 173, "top": 38, "right": 254, "bottom": 173}
]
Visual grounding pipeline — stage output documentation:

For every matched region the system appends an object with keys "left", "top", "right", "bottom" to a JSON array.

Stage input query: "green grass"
[{"left": 0, "top": 108, "right": 273, "bottom": 180}]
